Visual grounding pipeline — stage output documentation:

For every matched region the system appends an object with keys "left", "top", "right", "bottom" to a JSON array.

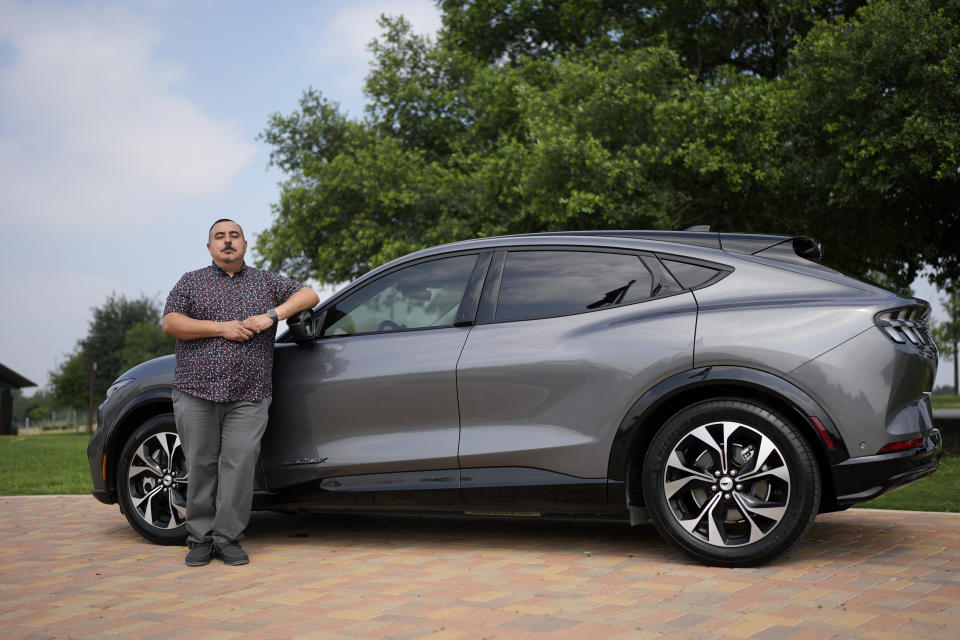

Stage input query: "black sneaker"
[
  {"left": 185, "top": 542, "right": 213, "bottom": 567},
  {"left": 215, "top": 541, "right": 249, "bottom": 566}
]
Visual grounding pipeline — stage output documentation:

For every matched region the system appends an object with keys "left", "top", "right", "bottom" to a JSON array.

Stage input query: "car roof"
[
  {"left": 341, "top": 230, "right": 826, "bottom": 298},
  {"left": 422, "top": 230, "right": 807, "bottom": 258}
]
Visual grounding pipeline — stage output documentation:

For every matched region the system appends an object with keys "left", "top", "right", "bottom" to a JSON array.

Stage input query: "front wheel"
[
  {"left": 117, "top": 414, "right": 189, "bottom": 545},
  {"left": 641, "top": 399, "right": 821, "bottom": 566}
]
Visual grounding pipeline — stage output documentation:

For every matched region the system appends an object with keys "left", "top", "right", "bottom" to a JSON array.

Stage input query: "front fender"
[{"left": 94, "top": 386, "right": 174, "bottom": 501}]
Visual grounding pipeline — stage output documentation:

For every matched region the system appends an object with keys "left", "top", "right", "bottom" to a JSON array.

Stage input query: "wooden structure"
[{"left": 0, "top": 362, "right": 36, "bottom": 435}]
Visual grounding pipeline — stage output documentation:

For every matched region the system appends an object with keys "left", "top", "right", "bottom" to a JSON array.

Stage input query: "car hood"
[{"left": 116, "top": 353, "right": 175, "bottom": 386}]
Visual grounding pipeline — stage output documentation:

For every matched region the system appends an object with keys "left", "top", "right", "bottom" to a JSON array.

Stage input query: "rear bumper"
[{"left": 832, "top": 427, "right": 942, "bottom": 505}]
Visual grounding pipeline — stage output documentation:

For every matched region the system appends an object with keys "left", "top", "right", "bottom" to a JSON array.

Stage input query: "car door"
[
  {"left": 456, "top": 248, "right": 697, "bottom": 505},
  {"left": 261, "top": 252, "right": 488, "bottom": 504}
]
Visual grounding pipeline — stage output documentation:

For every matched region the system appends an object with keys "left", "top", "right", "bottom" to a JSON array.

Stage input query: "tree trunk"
[{"left": 954, "top": 341, "right": 959, "bottom": 396}]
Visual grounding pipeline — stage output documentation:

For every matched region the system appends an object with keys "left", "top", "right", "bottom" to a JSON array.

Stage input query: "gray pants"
[{"left": 172, "top": 390, "right": 271, "bottom": 546}]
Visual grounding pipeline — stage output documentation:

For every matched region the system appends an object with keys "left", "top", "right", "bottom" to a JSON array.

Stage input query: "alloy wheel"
[
  {"left": 662, "top": 420, "right": 791, "bottom": 548},
  {"left": 125, "top": 430, "right": 188, "bottom": 531}
]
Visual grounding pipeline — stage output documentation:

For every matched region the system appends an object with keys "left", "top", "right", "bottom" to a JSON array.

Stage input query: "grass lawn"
[
  {"left": 0, "top": 432, "right": 92, "bottom": 495},
  {"left": 932, "top": 395, "right": 960, "bottom": 409}
]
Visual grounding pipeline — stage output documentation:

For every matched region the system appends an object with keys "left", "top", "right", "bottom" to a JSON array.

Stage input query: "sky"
[
  {"left": 0, "top": 0, "right": 443, "bottom": 393},
  {"left": 0, "top": 0, "right": 955, "bottom": 395}
]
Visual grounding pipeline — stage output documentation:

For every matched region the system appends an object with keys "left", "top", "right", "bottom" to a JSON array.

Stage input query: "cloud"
[
  {"left": 0, "top": 0, "right": 256, "bottom": 229},
  {"left": 308, "top": 0, "right": 443, "bottom": 115}
]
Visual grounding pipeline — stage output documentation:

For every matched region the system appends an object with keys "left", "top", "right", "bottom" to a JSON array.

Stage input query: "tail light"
[
  {"left": 875, "top": 307, "right": 933, "bottom": 346},
  {"left": 877, "top": 438, "right": 924, "bottom": 454}
]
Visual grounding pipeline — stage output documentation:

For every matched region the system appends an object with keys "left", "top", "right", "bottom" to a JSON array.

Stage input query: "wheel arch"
[
  {"left": 607, "top": 366, "right": 846, "bottom": 514},
  {"left": 102, "top": 388, "right": 174, "bottom": 502}
]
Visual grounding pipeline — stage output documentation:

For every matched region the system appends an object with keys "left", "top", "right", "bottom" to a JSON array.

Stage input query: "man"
[{"left": 162, "top": 219, "right": 319, "bottom": 566}]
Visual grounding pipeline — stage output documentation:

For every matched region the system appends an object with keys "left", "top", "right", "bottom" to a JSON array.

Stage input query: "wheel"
[
  {"left": 116, "top": 414, "right": 188, "bottom": 545},
  {"left": 641, "top": 399, "right": 820, "bottom": 566}
]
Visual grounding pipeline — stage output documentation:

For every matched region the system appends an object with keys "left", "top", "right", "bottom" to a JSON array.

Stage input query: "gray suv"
[{"left": 88, "top": 230, "right": 942, "bottom": 566}]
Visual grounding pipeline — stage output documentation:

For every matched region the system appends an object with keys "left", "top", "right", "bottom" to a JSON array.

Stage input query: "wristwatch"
[{"left": 266, "top": 309, "right": 278, "bottom": 325}]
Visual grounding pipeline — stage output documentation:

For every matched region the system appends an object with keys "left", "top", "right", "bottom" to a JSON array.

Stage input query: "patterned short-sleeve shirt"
[{"left": 163, "top": 262, "right": 303, "bottom": 402}]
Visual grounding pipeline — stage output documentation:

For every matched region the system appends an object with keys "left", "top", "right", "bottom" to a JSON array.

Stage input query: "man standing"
[{"left": 162, "top": 219, "right": 319, "bottom": 566}]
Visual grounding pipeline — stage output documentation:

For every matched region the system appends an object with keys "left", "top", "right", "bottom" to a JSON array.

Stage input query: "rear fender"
[{"left": 607, "top": 366, "right": 846, "bottom": 508}]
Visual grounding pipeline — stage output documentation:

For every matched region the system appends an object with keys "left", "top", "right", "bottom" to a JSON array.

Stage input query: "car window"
[
  {"left": 660, "top": 258, "right": 725, "bottom": 289},
  {"left": 322, "top": 254, "right": 479, "bottom": 336},
  {"left": 495, "top": 250, "right": 653, "bottom": 321}
]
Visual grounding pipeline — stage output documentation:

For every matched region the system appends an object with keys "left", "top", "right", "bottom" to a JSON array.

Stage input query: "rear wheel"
[
  {"left": 641, "top": 399, "right": 820, "bottom": 566},
  {"left": 117, "top": 414, "right": 188, "bottom": 545}
]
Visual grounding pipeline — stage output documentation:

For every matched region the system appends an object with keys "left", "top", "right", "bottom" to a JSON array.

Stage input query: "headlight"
[{"left": 104, "top": 378, "right": 135, "bottom": 401}]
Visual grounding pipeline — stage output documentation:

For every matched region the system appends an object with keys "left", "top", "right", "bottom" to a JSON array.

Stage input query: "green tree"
[
  {"left": 782, "top": 0, "right": 960, "bottom": 288},
  {"left": 49, "top": 348, "right": 90, "bottom": 413},
  {"left": 120, "top": 322, "right": 176, "bottom": 372},
  {"left": 257, "top": 1, "right": 960, "bottom": 291},
  {"left": 12, "top": 389, "right": 72, "bottom": 425},
  {"left": 439, "top": 0, "right": 866, "bottom": 77},
  {"left": 27, "top": 406, "right": 50, "bottom": 423},
  {"left": 50, "top": 294, "right": 173, "bottom": 413},
  {"left": 932, "top": 283, "right": 960, "bottom": 395}
]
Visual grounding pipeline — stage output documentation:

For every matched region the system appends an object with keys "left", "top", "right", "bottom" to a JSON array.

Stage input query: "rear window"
[{"left": 496, "top": 250, "right": 653, "bottom": 321}]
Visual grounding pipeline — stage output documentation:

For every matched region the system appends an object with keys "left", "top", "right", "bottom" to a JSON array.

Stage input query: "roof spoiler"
[
  {"left": 746, "top": 236, "right": 824, "bottom": 264},
  {"left": 684, "top": 226, "right": 822, "bottom": 263}
]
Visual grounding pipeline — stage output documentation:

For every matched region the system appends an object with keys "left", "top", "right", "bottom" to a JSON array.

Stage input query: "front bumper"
[
  {"left": 87, "top": 406, "right": 115, "bottom": 505},
  {"left": 832, "top": 427, "right": 942, "bottom": 505}
]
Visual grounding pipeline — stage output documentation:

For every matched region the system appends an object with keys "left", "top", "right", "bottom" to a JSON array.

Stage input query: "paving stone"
[{"left": 3, "top": 498, "right": 960, "bottom": 639}]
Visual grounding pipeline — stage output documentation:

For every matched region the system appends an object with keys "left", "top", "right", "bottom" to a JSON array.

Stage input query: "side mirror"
[{"left": 287, "top": 309, "right": 324, "bottom": 343}]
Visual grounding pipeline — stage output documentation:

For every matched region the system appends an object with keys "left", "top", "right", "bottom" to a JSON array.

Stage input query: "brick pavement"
[{"left": 2, "top": 496, "right": 959, "bottom": 639}]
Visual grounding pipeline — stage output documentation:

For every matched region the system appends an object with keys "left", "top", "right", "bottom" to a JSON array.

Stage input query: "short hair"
[{"left": 209, "top": 218, "right": 243, "bottom": 238}]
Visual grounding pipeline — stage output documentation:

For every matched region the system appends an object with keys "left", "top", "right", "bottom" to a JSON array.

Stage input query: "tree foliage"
[
  {"left": 439, "top": 0, "right": 866, "bottom": 78},
  {"left": 932, "top": 283, "right": 960, "bottom": 394},
  {"left": 50, "top": 294, "right": 174, "bottom": 410},
  {"left": 256, "top": 0, "right": 960, "bottom": 290},
  {"left": 11, "top": 389, "right": 73, "bottom": 425}
]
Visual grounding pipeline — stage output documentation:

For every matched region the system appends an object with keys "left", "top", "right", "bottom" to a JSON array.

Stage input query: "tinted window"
[
  {"left": 495, "top": 250, "right": 653, "bottom": 321},
  {"left": 323, "top": 255, "right": 478, "bottom": 335},
  {"left": 660, "top": 259, "right": 723, "bottom": 289}
]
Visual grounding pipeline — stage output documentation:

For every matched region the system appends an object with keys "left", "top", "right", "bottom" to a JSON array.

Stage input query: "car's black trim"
[
  {"left": 461, "top": 467, "right": 602, "bottom": 487},
  {"left": 475, "top": 249, "right": 506, "bottom": 324},
  {"left": 455, "top": 250, "right": 494, "bottom": 326},
  {"left": 461, "top": 467, "right": 609, "bottom": 508},
  {"left": 831, "top": 428, "right": 942, "bottom": 504},
  {"left": 318, "top": 469, "right": 460, "bottom": 492}
]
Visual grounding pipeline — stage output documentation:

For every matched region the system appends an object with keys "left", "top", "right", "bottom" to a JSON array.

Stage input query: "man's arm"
[
  {"left": 242, "top": 286, "right": 321, "bottom": 334},
  {"left": 163, "top": 312, "right": 255, "bottom": 342}
]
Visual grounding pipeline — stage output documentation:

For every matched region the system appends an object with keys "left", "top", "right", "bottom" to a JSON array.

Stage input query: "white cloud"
[
  {"left": 309, "top": 0, "right": 443, "bottom": 114},
  {"left": 0, "top": 0, "right": 256, "bottom": 228}
]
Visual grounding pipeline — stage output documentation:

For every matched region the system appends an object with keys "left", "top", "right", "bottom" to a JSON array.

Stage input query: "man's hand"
[
  {"left": 221, "top": 320, "right": 255, "bottom": 342},
  {"left": 242, "top": 314, "right": 275, "bottom": 334}
]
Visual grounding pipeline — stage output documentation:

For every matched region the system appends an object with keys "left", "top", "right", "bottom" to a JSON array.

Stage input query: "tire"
[
  {"left": 641, "top": 399, "right": 820, "bottom": 567},
  {"left": 117, "top": 414, "right": 189, "bottom": 545}
]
